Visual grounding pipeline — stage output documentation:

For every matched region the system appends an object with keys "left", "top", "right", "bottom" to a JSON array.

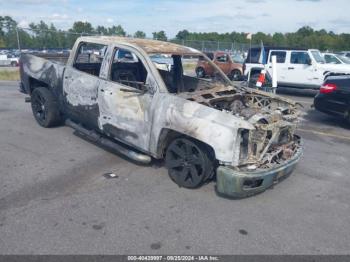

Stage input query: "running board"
[{"left": 65, "top": 119, "right": 152, "bottom": 164}]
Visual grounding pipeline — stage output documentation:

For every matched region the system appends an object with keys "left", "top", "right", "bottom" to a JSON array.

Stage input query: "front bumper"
[{"left": 216, "top": 137, "right": 303, "bottom": 198}]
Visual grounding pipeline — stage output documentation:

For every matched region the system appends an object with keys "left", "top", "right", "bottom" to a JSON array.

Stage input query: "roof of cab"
[{"left": 78, "top": 36, "right": 201, "bottom": 55}]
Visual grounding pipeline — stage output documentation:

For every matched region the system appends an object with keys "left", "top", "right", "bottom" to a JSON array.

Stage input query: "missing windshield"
[{"left": 150, "top": 53, "right": 231, "bottom": 94}]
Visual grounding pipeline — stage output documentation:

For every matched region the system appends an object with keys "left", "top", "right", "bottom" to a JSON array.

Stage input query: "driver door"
[{"left": 97, "top": 46, "right": 156, "bottom": 152}]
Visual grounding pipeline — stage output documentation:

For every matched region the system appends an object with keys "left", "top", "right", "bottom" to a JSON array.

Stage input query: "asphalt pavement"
[{"left": 0, "top": 81, "right": 349, "bottom": 254}]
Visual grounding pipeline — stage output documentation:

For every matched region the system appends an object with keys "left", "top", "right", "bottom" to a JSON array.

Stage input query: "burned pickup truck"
[{"left": 20, "top": 36, "right": 303, "bottom": 198}]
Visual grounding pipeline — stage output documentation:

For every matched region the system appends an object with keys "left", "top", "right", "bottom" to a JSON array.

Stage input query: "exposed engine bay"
[{"left": 179, "top": 84, "right": 302, "bottom": 170}]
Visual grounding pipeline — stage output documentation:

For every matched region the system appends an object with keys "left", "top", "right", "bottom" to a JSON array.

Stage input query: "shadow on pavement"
[
  {"left": 277, "top": 87, "right": 318, "bottom": 97},
  {"left": 303, "top": 108, "right": 350, "bottom": 131}
]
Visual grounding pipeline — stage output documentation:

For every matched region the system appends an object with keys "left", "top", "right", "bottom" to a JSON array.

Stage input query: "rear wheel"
[
  {"left": 31, "top": 87, "right": 62, "bottom": 127},
  {"left": 196, "top": 67, "right": 205, "bottom": 78},
  {"left": 165, "top": 138, "right": 214, "bottom": 188},
  {"left": 10, "top": 61, "right": 17, "bottom": 67},
  {"left": 230, "top": 69, "right": 242, "bottom": 81}
]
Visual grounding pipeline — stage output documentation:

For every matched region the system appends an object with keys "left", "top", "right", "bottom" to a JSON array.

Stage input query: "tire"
[
  {"left": 11, "top": 61, "right": 17, "bottom": 67},
  {"left": 230, "top": 69, "right": 242, "bottom": 81},
  {"left": 165, "top": 137, "right": 215, "bottom": 188},
  {"left": 345, "top": 108, "right": 350, "bottom": 124},
  {"left": 196, "top": 67, "right": 205, "bottom": 78},
  {"left": 31, "top": 87, "right": 62, "bottom": 128}
]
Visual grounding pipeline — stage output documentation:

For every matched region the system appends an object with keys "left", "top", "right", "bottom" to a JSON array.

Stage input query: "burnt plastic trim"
[{"left": 216, "top": 135, "right": 303, "bottom": 198}]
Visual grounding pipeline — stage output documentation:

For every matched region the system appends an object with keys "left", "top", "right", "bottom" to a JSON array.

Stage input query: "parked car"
[
  {"left": 244, "top": 47, "right": 350, "bottom": 90},
  {"left": 323, "top": 52, "right": 350, "bottom": 64},
  {"left": 20, "top": 36, "right": 302, "bottom": 198},
  {"left": 149, "top": 53, "right": 173, "bottom": 71},
  {"left": 314, "top": 75, "right": 350, "bottom": 122},
  {"left": 196, "top": 51, "right": 243, "bottom": 81},
  {"left": 0, "top": 54, "right": 19, "bottom": 67},
  {"left": 336, "top": 51, "right": 350, "bottom": 58}
]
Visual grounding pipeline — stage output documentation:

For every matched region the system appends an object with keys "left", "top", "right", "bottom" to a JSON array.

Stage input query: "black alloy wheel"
[{"left": 165, "top": 138, "right": 214, "bottom": 188}]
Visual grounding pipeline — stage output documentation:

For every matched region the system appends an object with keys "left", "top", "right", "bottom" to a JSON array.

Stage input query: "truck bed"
[
  {"left": 24, "top": 52, "right": 69, "bottom": 64},
  {"left": 20, "top": 53, "right": 67, "bottom": 94}
]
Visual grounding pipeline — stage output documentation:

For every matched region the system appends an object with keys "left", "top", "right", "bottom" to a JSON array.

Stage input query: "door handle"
[
  {"left": 64, "top": 76, "right": 69, "bottom": 79},
  {"left": 100, "top": 89, "right": 104, "bottom": 92},
  {"left": 288, "top": 67, "right": 295, "bottom": 70}
]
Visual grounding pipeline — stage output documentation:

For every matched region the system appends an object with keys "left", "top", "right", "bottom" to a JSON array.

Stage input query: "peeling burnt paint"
[{"left": 21, "top": 36, "right": 302, "bottom": 172}]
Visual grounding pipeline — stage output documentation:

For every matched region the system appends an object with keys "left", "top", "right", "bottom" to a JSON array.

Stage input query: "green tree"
[
  {"left": 134, "top": 30, "right": 146, "bottom": 38},
  {"left": 152, "top": 31, "right": 167, "bottom": 41},
  {"left": 0, "top": 16, "right": 18, "bottom": 48},
  {"left": 96, "top": 26, "right": 108, "bottom": 35},
  {"left": 70, "top": 21, "right": 94, "bottom": 34},
  {"left": 108, "top": 25, "right": 126, "bottom": 36},
  {"left": 176, "top": 29, "right": 190, "bottom": 40}
]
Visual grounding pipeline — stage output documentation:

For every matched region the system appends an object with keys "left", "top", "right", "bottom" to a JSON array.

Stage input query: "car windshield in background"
[
  {"left": 150, "top": 54, "right": 173, "bottom": 65},
  {"left": 246, "top": 49, "right": 260, "bottom": 63},
  {"left": 338, "top": 55, "right": 350, "bottom": 64},
  {"left": 150, "top": 53, "right": 231, "bottom": 93},
  {"left": 311, "top": 50, "right": 326, "bottom": 64},
  {"left": 231, "top": 54, "right": 245, "bottom": 64}
]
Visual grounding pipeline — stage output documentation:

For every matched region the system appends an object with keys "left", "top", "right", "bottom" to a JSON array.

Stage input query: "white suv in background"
[{"left": 244, "top": 48, "right": 350, "bottom": 89}]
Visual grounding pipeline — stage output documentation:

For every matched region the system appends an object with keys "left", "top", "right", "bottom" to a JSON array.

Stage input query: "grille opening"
[
  {"left": 243, "top": 179, "right": 263, "bottom": 189},
  {"left": 252, "top": 143, "right": 257, "bottom": 155},
  {"left": 240, "top": 130, "right": 249, "bottom": 160},
  {"left": 278, "top": 129, "right": 290, "bottom": 144},
  {"left": 215, "top": 90, "right": 236, "bottom": 96},
  {"left": 201, "top": 93, "right": 214, "bottom": 99}
]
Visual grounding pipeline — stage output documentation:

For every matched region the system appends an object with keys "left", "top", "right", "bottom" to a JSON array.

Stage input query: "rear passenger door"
[
  {"left": 283, "top": 51, "right": 314, "bottom": 86},
  {"left": 97, "top": 45, "right": 157, "bottom": 152},
  {"left": 63, "top": 42, "right": 107, "bottom": 129}
]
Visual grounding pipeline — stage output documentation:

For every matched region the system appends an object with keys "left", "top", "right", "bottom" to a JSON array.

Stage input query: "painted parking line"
[
  {"left": 298, "top": 128, "right": 350, "bottom": 141},
  {"left": 294, "top": 100, "right": 313, "bottom": 105}
]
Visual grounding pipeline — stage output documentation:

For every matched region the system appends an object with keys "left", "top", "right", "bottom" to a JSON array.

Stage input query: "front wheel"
[
  {"left": 165, "top": 138, "right": 214, "bottom": 188},
  {"left": 31, "top": 87, "right": 62, "bottom": 127}
]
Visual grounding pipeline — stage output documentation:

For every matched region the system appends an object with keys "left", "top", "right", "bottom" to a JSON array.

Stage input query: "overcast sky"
[{"left": 0, "top": 0, "right": 349, "bottom": 37}]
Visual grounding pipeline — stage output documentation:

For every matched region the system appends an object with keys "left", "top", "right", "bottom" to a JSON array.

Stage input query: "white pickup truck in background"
[
  {"left": 0, "top": 54, "right": 19, "bottom": 67},
  {"left": 244, "top": 48, "right": 350, "bottom": 89}
]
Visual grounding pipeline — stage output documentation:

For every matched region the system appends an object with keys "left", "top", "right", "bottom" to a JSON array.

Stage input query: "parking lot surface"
[{"left": 0, "top": 81, "right": 349, "bottom": 254}]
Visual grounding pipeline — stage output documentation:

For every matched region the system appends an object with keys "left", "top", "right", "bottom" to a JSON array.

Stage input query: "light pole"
[{"left": 16, "top": 27, "right": 21, "bottom": 51}]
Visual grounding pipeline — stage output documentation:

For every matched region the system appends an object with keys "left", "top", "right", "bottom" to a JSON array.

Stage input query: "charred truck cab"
[{"left": 20, "top": 36, "right": 303, "bottom": 198}]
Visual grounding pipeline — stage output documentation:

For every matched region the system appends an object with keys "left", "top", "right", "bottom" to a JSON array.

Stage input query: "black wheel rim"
[
  {"left": 32, "top": 92, "right": 46, "bottom": 125},
  {"left": 232, "top": 71, "right": 241, "bottom": 81},
  {"left": 166, "top": 139, "right": 206, "bottom": 188}
]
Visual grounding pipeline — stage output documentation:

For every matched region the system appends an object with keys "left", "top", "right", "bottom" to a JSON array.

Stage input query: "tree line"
[
  {"left": 1, "top": 15, "right": 349, "bottom": 51},
  {"left": 175, "top": 28, "right": 350, "bottom": 51}
]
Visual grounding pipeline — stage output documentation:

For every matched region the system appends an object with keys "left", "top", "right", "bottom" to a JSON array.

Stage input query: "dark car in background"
[{"left": 314, "top": 75, "right": 350, "bottom": 122}]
